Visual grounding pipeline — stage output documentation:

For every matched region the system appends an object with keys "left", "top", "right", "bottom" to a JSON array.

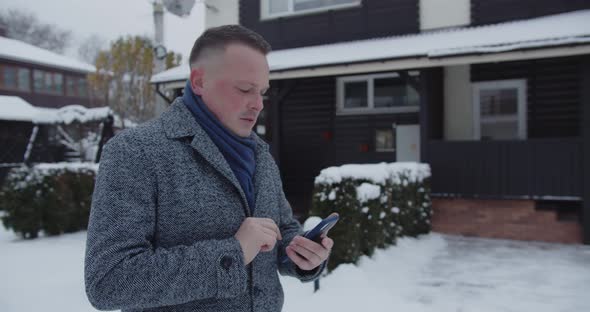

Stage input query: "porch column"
[
  {"left": 419, "top": 68, "right": 444, "bottom": 163},
  {"left": 582, "top": 56, "right": 590, "bottom": 244}
]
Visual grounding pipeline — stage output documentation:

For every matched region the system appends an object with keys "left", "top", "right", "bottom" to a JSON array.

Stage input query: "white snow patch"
[
  {"left": 315, "top": 162, "right": 431, "bottom": 185},
  {"left": 356, "top": 183, "right": 381, "bottom": 203},
  {"left": 2, "top": 226, "right": 589, "bottom": 312},
  {"left": 303, "top": 216, "right": 323, "bottom": 232},
  {"left": 0, "top": 36, "right": 95, "bottom": 73},
  {"left": 0, "top": 96, "right": 112, "bottom": 124},
  {"left": 328, "top": 190, "right": 336, "bottom": 201}
]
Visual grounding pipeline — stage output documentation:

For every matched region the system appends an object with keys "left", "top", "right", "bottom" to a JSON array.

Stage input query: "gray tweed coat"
[{"left": 84, "top": 98, "right": 325, "bottom": 312}]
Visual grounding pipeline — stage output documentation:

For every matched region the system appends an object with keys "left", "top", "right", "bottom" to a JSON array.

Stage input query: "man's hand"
[
  {"left": 235, "top": 218, "right": 282, "bottom": 265},
  {"left": 285, "top": 235, "right": 334, "bottom": 271}
]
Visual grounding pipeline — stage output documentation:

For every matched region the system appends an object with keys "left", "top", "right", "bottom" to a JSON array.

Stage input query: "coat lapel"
[
  {"left": 252, "top": 135, "right": 272, "bottom": 217},
  {"left": 162, "top": 98, "right": 252, "bottom": 216}
]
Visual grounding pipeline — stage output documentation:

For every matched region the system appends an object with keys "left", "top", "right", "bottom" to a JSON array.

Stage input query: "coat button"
[{"left": 221, "top": 256, "right": 233, "bottom": 270}]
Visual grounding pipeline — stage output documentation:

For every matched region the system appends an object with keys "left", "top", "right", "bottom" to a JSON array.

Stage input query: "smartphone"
[{"left": 281, "top": 213, "right": 339, "bottom": 264}]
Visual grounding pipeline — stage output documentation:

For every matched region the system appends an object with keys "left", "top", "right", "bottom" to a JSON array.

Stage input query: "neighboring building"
[
  {"left": 0, "top": 30, "right": 113, "bottom": 185},
  {"left": 151, "top": 0, "right": 590, "bottom": 244},
  {"left": 0, "top": 32, "right": 97, "bottom": 109},
  {"left": 0, "top": 27, "right": 99, "bottom": 119}
]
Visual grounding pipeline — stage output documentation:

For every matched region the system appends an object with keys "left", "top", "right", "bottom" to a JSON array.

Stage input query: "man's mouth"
[{"left": 241, "top": 117, "right": 256, "bottom": 122}]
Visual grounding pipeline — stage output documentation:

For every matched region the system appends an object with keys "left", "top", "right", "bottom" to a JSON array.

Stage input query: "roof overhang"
[
  {"left": 269, "top": 43, "right": 590, "bottom": 80},
  {"left": 150, "top": 9, "right": 590, "bottom": 84}
]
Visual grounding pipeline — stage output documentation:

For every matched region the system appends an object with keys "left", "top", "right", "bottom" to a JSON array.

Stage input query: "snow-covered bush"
[
  {"left": 0, "top": 163, "right": 98, "bottom": 239},
  {"left": 311, "top": 162, "right": 431, "bottom": 271}
]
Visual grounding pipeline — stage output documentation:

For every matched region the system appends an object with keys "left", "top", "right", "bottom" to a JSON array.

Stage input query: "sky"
[{"left": 0, "top": 0, "right": 205, "bottom": 63}]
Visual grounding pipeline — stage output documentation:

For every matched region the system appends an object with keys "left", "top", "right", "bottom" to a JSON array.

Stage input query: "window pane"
[
  {"left": 374, "top": 77, "right": 420, "bottom": 108},
  {"left": 481, "top": 120, "right": 519, "bottom": 140},
  {"left": 33, "top": 70, "right": 44, "bottom": 92},
  {"left": 44, "top": 72, "right": 52, "bottom": 93},
  {"left": 17, "top": 68, "right": 30, "bottom": 91},
  {"left": 343, "top": 81, "right": 367, "bottom": 108},
  {"left": 480, "top": 89, "right": 517, "bottom": 117},
  {"left": 375, "top": 129, "right": 394, "bottom": 151},
  {"left": 294, "top": 0, "right": 356, "bottom": 11},
  {"left": 2, "top": 66, "right": 17, "bottom": 89},
  {"left": 78, "top": 78, "right": 87, "bottom": 97},
  {"left": 54, "top": 73, "right": 63, "bottom": 94},
  {"left": 269, "top": 0, "right": 289, "bottom": 14},
  {"left": 66, "top": 77, "right": 76, "bottom": 96}
]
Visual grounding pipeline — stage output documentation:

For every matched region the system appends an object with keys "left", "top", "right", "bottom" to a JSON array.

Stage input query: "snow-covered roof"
[
  {"left": 151, "top": 63, "right": 190, "bottom": 84},
  {"left": 0, "top": 95, "right": 111, "bottom": 124},
  {"left": 151, "top": 9, "right": 590, "bottom": 83},
  {"left": 0, "top": 96, "right": 40, "bottom": 122},
  {"left": 36, "top": 105, "right": 112, "bottom": 124},
  {"left": 0, "top": 36, "right": 95, "bottom": 73}
]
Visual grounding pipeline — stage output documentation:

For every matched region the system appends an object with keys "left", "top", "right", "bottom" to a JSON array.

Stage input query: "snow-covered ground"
[{"left": 1, "top": 225, "right": 589, "bottom": 312}]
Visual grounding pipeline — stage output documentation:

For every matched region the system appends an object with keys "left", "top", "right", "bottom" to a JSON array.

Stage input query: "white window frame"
[
  {"left": 260, "top": 0, "right": 362, "bottom": 20},
  {"left": 336, "top": 72, "right": 420, "bottom": 115},
  {"left": 472, "top": 79, "right": 527, "bottom": 140}
]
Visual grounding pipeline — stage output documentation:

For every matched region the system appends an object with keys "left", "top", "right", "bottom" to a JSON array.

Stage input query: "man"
[{"left": 84, "top": 25, "right": 333, "bottom": 312}]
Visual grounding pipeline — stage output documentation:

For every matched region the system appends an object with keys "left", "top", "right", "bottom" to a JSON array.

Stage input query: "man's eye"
[{"left": 238, "top": 88, "right": 251, "bottom": 93}]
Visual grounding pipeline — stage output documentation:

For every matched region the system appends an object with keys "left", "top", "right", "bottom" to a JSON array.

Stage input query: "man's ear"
[{"left": 189, "top": 67, "right": 205, "bottom": 96}]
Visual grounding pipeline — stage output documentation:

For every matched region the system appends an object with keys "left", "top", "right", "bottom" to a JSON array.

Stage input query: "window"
[
  {"left": 0, "top": 65, "right": 30, "bottom": 92},
  {"left": 375, "top": 128, "right": 395, "bottom": 152},
  {"left": 337, "top": 72, "right": 420, "bottom": 115},
  {"left": 261, "top": 0, "right": 360, "bottom": 19},
  {"left": 33, "top": 70, "right": 64, "bottom": 95},
  {"left": 472, "top": 79, "right": 527, "bottom": 140},
  {"left": 66, "top": 76, "right": 88, "bottom": 97}
]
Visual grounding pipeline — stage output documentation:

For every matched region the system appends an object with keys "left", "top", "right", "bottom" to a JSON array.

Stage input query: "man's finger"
[
  {"left": 259, "top": 218, "right": 282, "bottom": 240},
  {"left": 321, "top": 237, "right": 334, "bottom": 250},
  {"left": 289, "top": 242, "right": 322, "bottom": 265},
  {"left": 292, "top": 236, "right": 329, "bottom": 259},
  {"left": 285, "top": 245, "right": 314, "bottom": 270}
]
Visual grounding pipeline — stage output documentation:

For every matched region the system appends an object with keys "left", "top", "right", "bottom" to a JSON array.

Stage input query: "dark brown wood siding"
[
  {"left": 428, "top": 139, "right": 583, "bottom": 198},
  {"left": 239, "top": 0, "right": 419, "bottom": 50},
  {"left": 276, "top": 75, "right": 419, "bottom": 217},
  {"left": 472, "top": 0, "right": 590, "bottom": 26},
  {"left": 278, "top": 76, "right": 333, "bottom": 216},
  {"left": 471, "top": 56, "right": 583, "bottom": 138},
  {"left": 582, "top": 55, "right": 590, "bottom": 244},
  {"left": 0, "top": 59, "right": 95, "bottom": 108}
]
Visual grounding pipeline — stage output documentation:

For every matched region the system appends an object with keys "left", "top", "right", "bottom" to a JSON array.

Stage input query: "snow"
[
  {"left": 268, "top": 9, "right": 590, "bottom": 71},
  {"left": 34, "top": 162, "right": 99, "bottom": 172},
  {"left": 356, "top": 183, "right": 381, "bottom": 203},
  {"left": 0, "top": 36, "right": 95, "bottom": 73},
  {"left": 0, "top": 96, "right": 41, "bottom": 122},
  {"left": 152, "top": 9, "right": 590, "bottom": 83},
  {"left": 6, "top": 162, "right": 99, "bottom": 190},
  {"left": 0, "top": 96, "right": 112, "bottom": 124},
  {"left": 303, "top": 216, "right": 322, "bottom": 232},
  {"left": 1, "top": 225, "right": 589, "bottom": 312},
  {"left": 151, "top": 61, "right": 190, "bottom": 83},
  {"left": 315, "top": 162, "right": 431, "bottom": 185},
  {"left": 36, "top": 105, "right": 112, "bottom": 124}
]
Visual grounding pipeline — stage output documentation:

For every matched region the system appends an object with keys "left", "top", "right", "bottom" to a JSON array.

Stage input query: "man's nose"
[{"left": 249, "top": 94, "right": 264, "bottom": 112}]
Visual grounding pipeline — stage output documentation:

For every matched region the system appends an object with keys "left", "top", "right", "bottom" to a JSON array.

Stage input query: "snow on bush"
[
  {"left": 311, "top": 162, "right": 431, "bottom": 271},
  {"left": 0, "top": 163, "right": 98, "bottom": 239}
]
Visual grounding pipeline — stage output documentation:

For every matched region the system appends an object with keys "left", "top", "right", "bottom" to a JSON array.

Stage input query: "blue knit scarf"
[{"left": 182, "top": 82, "right": 257, "bottom": 213}]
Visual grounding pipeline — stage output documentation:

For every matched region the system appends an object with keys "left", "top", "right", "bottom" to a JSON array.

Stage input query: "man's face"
[{"left": 190, "top": 43, "right": 270, "bottom": 137}]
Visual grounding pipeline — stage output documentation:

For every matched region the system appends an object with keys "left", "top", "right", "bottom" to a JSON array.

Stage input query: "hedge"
[
  {"left": 0, "top": 163, "right": 98, "bottom": 239},
  {"left": 310, "top": 162, "right": 431, "bottom": 271}
]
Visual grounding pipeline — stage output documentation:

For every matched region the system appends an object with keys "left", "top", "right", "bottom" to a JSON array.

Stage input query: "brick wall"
[{"left": 432, "top": 198, "right": 583, "bottom": 244}]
